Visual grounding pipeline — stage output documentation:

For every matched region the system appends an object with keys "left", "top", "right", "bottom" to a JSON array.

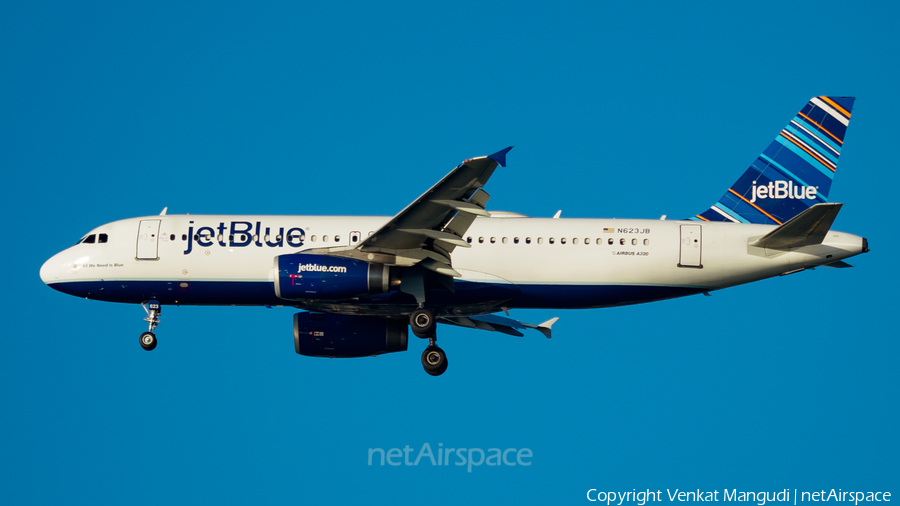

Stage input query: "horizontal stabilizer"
[{"left": 750, "top": 203, "right": 843, "bottom": 250}]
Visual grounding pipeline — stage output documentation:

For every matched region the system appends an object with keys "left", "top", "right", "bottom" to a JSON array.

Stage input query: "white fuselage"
[{"left": 40, "top": 214, "right": 866, "bottom": 314}]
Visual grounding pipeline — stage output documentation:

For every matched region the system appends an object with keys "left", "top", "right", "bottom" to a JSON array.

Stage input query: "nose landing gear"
[
  {"left": 140, "top": 331, "right": 157, "bottom": 351},
  {"left": 140, "top": 300, "right": 161, "bottom": 351},
  {"left": 410, "top": 308, "right": 448, "bottom": 376}
]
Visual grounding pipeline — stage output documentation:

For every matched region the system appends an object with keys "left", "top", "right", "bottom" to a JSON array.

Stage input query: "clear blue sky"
[{"left": 1, "top": 1, "right": 897, "bottom": 504}]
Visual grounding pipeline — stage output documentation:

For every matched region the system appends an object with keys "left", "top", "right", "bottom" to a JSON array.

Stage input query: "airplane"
[{"left": 40, "top": 96, "right": 867, "bottom": 376}]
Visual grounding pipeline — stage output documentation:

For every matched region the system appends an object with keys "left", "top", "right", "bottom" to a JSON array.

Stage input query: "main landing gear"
[
  {"left": 410, "top": 308, "right": 447, "bottom": 376},
  {"left": 410, "top": 308, "right": 435, "bottom": 337},
  {"left": 140, "top": 300, "right": 160, "bottom": 351},
  {"left": 421, "top": 346, "right": 447, "bottom": 376}
]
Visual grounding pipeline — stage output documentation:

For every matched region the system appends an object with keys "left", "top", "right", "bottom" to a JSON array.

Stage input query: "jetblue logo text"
[
  {"left": 749, "top": 181, "right": 818, "bottom": 203},
  {"left": 368, "top": 443, "right": 532, "bottom": 473},
  {"left": 298, "top": 263, "right": 347, "bottom": 274},
  {"left": 183, "top": 221, "right": 305, "bottom": 255}
]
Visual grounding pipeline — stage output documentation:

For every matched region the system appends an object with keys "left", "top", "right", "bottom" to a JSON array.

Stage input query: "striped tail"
[{"left": 695, "top": 96, "right": 855, "bottom": 225}]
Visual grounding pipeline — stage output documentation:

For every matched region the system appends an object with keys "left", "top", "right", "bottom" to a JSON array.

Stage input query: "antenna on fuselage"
[{"left": 159, "top": 207, "right": 168, "bottom": 216}]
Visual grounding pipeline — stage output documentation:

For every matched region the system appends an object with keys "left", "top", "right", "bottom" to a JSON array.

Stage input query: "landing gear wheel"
[
  {"left": 410, "top": 308, "right": 435, "bottom": 338},
  {"left": 139, "top": 331, "right": 157, "bottom": 351},
  {"left": 421, "top": 346, "right": 448, "bottom": 376}
]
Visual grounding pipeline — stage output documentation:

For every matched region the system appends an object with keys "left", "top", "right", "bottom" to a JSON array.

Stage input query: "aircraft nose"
[
  {"left": 40, "top": 257, "right": 53, "bottom": 284},
  {"left": 40, "top": 252, "right": 64, "bottom": 285}
]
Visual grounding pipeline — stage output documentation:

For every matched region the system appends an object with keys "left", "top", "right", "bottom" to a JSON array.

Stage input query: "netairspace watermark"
[
  {"left": 586, "top": 489, "right": 892, "bottom": 506},
  {"left": 368, "top": 443, "right": 532, "bottom": 473}
]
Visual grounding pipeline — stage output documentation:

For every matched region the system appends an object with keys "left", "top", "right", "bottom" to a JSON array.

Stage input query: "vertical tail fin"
[{"left": 695, "top": 96, "right": 855, "bottom": 225}]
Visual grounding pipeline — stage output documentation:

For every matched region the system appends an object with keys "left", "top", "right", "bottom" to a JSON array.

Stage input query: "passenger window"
[
  {"left": 323, "top": 235, "right": 329, "bottom": 242},
  {"left": 218, "top": 234, "right": 224, "bottom": 242},
  {"left": 561, "top": 238, "right": 567, "bottom": 244},
  {"left": 334, "top": 235, "right": 340, "bottom": 242},
  {"left": 608, "top": 238, "right": 614, "bottom": 245},
  {"left": 573, "top": 238, "right": 579, "bottom": 245},
  {"left": 644, "top": 239, "right": 650, "bottom": 246},
  {"left": 490, "top": 237, "right": 496, "bottom": 244},
  {"left": 502, "top": 237, "right": 508, "bottom": 244},
  {"left": 513, "top": 237, "right": 519, "bottom": 244},
  {"left": 83, "top": 234, "right": 96, "bottom": 244},
  {"left": 99, "top": 234, "right": 109, "bottom": 243},
  {"left": 596, "top": 238, "right": 602, "bottom": 245},
  {"left": 229, "top": 234, "right": 234, "bottom": 242},
  {"left": 584, "top": 238, "right": 589, "bottom": 245},
  {"left": 549, "top": 237, "right": 555, "bottom": 244},
  {"left": 467, "top": 237, "right": 472, "bottom": 244},
  {"left": 620, "top": 238, "right": 625, "bottom": 245},
  {"left": 276, "top": 234, "right": 283, "bottom": 241},
  {"left": 478, "top": 237, "right": 484, "bottom": 244},
  {"left": 525, "top": 237, "right": 531, "bottom": 244},
  {"left": 537, "top": 237, "right": 543, "bottom": 244},
  {"left": 632, "top": 238, "right": 637, "bottom": 245},
  {"left": 182, "top": 234, "right": 187, "bottom": 241},
  {"left": 310, "top": 235, "right": 317, "bottom": 242}
]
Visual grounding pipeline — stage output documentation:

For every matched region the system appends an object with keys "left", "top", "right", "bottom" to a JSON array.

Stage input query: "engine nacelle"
[
  {"left": 274, "top": 254, "right": 390, "bottom": 300},
  {"left": 293, "top": 312, "right": 408, "bottom": 358}
]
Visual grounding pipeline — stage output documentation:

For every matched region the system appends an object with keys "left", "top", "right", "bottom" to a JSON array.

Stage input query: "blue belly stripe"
[{"left": 47, "top": 279, "right": 709, "bottom": 311}]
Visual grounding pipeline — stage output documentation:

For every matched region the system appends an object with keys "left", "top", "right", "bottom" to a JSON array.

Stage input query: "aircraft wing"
[
  {"left": 353, "top": 146, "right": 513, "bottom": 275},
  {"left": 439, "top": 314, "right": 559, "bottom": 339}
]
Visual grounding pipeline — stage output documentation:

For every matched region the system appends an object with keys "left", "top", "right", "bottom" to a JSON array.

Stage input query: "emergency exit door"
[
  {"left": 678, "top": 224, "right": 702, "bottom": 268},
  {"left": 136, "top": 220, "right": 161, "bottom": 260}
]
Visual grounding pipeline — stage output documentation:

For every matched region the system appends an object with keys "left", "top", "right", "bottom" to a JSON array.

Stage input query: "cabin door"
[
  {"left": 136, "top": 220, "right": 161, "bottom": 260},
  {"left": 678, "top": 225, "right": 702, "bottom": 268}
]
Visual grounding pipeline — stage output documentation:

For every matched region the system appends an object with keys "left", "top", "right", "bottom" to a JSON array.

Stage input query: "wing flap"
[
  {"left": 419, "top": 258, "right": 461, "bottom": 278},
  {"left": 398, "top": 228, "right": 471, "bottom": 248},
  {"left": 432, "top": 200, "right": 491, "bottom": 217}
]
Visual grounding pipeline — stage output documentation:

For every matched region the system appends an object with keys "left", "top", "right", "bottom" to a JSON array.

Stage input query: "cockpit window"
[
  {"left": 98, "top": 233, "right": 108, "bottom": 243},
  {"left": 82, "top": 234, "right": 96, "bottom": 244}
]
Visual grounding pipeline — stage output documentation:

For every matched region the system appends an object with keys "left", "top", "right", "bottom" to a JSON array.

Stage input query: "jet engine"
[
  {"left": 274, "top": 254, "right": 392, "bottom": 300},
  {"left": 293, "top": 312, "right": 408, "bottom": 357}
]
